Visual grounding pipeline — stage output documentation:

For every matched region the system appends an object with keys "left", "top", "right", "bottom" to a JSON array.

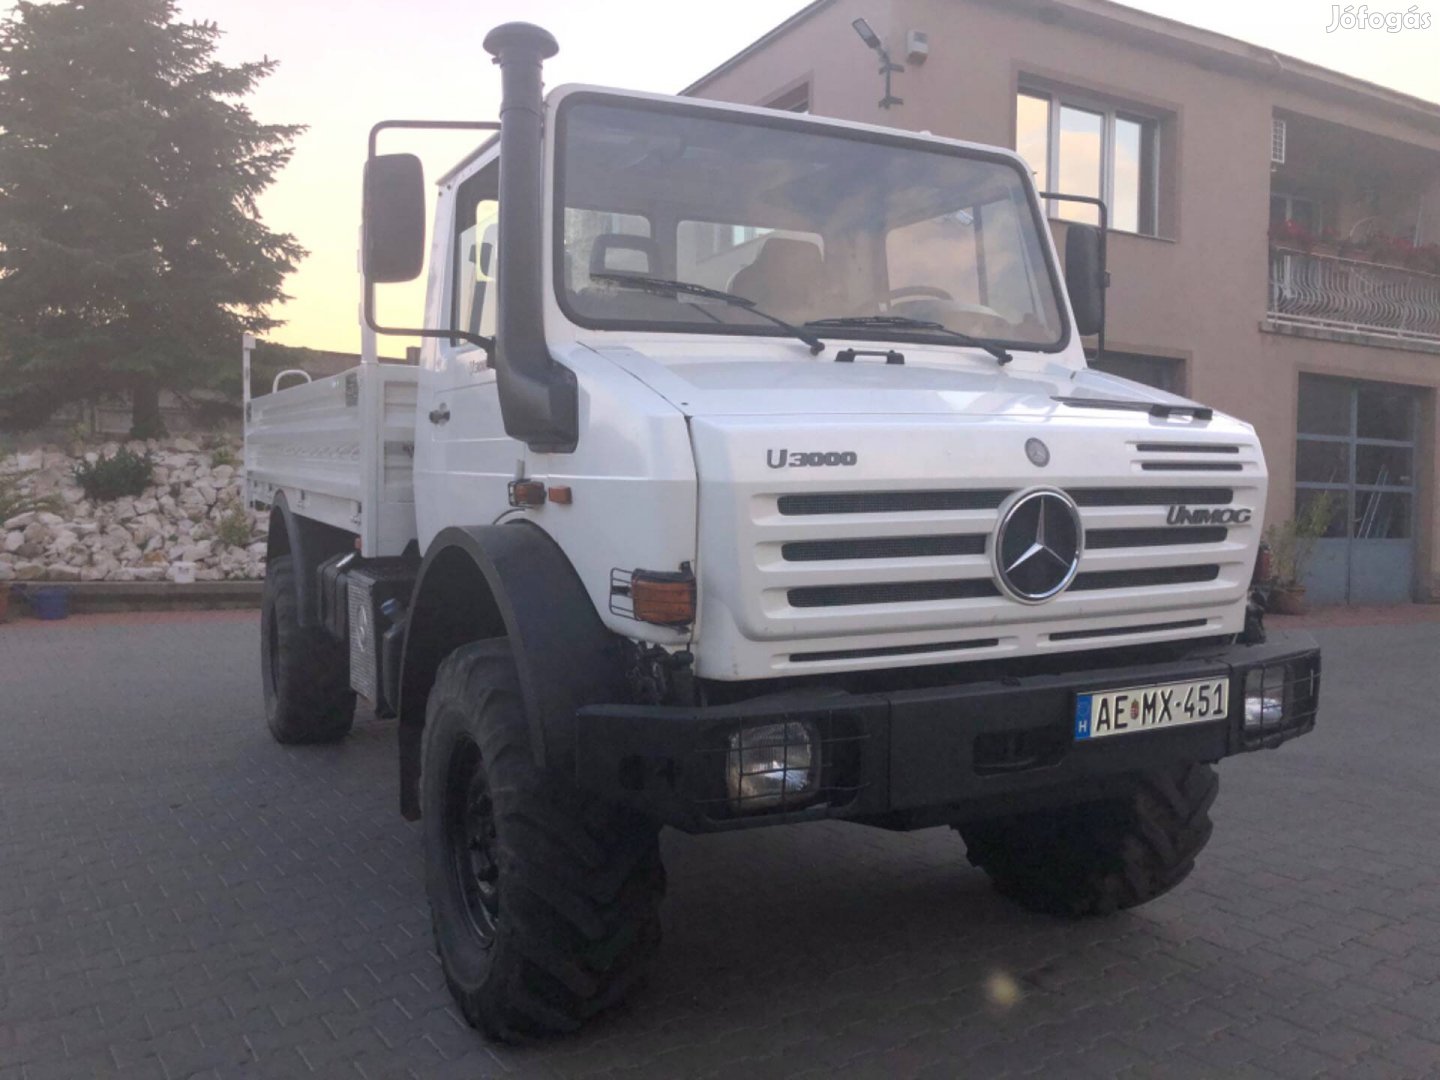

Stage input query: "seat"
[
  {"left": 589, "top": 233, "right": 661, "bottom": 278},
  {"left": 729, "top": 237, "right": 825, "bottom": 323},
  {"left": 574, "top": 233, "right": 670, "bottom": 321}
]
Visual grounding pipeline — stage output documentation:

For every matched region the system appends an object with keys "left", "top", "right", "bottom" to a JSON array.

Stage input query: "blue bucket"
[{"left": 29, "top": 586, "right": 70, "bottom": 621}]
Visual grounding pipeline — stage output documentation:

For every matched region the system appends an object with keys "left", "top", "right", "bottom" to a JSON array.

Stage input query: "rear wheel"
[
  {"left": 422, "top": 639, "right": 665, "bottom": 1041},
  {"left": 260, "top": 554, "right": 355, "bottom": 744},
  {"left": 957, "top": 762, "right": 1218, "bottom": 917}
]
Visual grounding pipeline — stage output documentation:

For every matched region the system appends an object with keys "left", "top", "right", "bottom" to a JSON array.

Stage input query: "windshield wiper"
[
  {"left": 589, "top": 272, "right": 825, "bottom": 355},
  {"left": 804, "top": 315, "right": 1013, "bottom": 365}
]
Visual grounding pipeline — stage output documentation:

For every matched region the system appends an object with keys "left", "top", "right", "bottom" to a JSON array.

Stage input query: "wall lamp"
[{"left": 851, "top": 18, "right": 903, "bottom": 110}]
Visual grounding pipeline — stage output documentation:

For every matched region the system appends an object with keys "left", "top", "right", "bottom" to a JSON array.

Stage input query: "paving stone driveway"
[{"left": 3, "top": 612, "right": 1440, "bottom": 1079}]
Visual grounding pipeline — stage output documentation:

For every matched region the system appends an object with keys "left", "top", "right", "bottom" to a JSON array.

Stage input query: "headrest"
[
  {"left": 747, "top": 237, "right": 822, "bottom": 276},
  {"left": 589, "top": 233, "right": 659, "bottom": 277}
]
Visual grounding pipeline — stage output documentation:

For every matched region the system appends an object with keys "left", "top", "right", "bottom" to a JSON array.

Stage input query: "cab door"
[{"left": 415, "top": 156, "right": 518, "bottom": 545}]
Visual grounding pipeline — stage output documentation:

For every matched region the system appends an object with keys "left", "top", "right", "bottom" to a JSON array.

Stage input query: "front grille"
[
  {"left": 1071, "top": 486, "right": 1233, "bottom": 506},
  {"left": 789, "top": 578, "right": 1000, "bottom": 608},
  {"left": 790, "top": 638, "right": 1000, "bottom": 663},
  {"left": 1049, "top": 618, "right": 1210, "bottom": 642},
  {"left": 1135, "top": 443, "right": 1240, "bottom": 455},
  {"left": 778, "top": 489, "right": 1011, "bottom": 515},
  {"left": 1071, "top": 565, "right": 1220, "bottom": 591},
  {"left": 1140, "top": 461, "right": 1244, "bottom": 472},
  {"left": 750, "top": 475, "right": 1250, "bottom": 644},
  {"left": 1087, "top": 526, "right": 1227, "bottom": 549},
  {"left": 782, "top": 534, "right": 986, "bottom": 561}
]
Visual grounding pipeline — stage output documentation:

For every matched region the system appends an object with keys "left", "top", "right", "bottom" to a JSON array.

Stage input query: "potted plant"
[{"left": 1263, "top": 491, "right": 1339, "bottom": 615}]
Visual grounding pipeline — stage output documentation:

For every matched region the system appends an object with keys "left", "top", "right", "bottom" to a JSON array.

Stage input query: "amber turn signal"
[{"left": 630, "top": 570, "right": 696, "bottom": 627}]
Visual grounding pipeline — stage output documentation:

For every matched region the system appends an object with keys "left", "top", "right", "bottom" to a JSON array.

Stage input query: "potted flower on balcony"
[
  {"left": 1269, "top": 217, "right": 1315, "bottom": 252},
  {"left": 1263, "top": 491, "right": 1339, "bottom": 616}
]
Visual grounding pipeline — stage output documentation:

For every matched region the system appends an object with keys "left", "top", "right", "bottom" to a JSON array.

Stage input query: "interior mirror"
[
  {"left": 363, "top": 153, "right": 425, "bottom": 284},
  {"left": 1064, "top": 223, "right": 1105, "bottom": 338}
]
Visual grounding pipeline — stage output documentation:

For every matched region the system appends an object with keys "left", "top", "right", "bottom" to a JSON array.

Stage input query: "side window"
[{"left": 453, "top": 160, "right": 499, "bottom": 346}]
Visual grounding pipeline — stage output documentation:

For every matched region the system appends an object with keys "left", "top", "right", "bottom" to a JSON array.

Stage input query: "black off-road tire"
[
  {"left": 957, "top": 762, "right": 1219, "bottom": 917},
  {"left": 260, "top": 555, "right": 355, "bottom": 744},
  {"left": 421, "top": 639, "right": 665, "bottom": 1042}
]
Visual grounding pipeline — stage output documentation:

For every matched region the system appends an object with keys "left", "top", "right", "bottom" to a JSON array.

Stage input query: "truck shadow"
[{"left": 501, "top": 819, "right": 1240, "bottom": 1074}]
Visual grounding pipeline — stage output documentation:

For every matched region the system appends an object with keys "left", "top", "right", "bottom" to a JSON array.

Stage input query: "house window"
[
  {"left": 1015, "top": 88, "right": 1161, "bottom": 236},
  {"left": 764, "top": 83, "right": 810, "bottom": 113},
  {"left": 1088, "top": 351, "right": 1184, "bottom": 394},
  {"left": 1270, "top": 192, "right": 1317, "bottom": 234}
]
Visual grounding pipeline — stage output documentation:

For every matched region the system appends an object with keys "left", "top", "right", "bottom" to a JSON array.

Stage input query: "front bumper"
[{"left": 574, "top": 633, "right": 1320, "bottom": 833}]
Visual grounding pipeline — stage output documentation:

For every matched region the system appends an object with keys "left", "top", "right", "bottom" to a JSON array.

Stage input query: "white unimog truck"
[{"left": 244, "top": 22, "right": 1321, "bottom": 1041}]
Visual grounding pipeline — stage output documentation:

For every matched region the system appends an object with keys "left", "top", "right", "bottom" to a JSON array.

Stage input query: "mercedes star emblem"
[{"left": 993, "top": 488, "right": 1083, "bottom": 603}]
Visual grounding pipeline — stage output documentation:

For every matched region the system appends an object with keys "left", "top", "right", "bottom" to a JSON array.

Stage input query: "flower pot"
[
  {"left": 28, "top": 586, "right": 70, "bottom": 621},
  {"left": 1269, "top": 584, "right": 1307, "bottom": 616}
]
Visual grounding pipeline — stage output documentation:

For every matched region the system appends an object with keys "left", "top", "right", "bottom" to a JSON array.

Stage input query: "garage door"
[{"left": 1296, "top": 375, "right": 1420, "bottom": 605}]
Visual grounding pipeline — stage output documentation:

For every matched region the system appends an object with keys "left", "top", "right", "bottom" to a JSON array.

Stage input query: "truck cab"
[{"left": 245, "top": 22, "right": 1320, "bottom": 1043}]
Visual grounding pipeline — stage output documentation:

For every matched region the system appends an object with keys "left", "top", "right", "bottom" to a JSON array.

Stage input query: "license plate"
[{"left": 1074, "top": 677, "right": 1229, "bottom": 741}]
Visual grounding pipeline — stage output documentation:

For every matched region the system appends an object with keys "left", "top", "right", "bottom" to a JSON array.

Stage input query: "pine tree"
[{"left": 0, "top": 0, "right": 304, "bottom": 436}]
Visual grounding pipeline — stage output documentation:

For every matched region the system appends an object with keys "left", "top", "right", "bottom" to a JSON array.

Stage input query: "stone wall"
[{"left": 0, "top": 436, "right": 266, "bottom": 584}]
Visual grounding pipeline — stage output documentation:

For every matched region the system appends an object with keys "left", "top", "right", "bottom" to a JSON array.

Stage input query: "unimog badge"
[{"left": 1167, "top": 505, "right": 1253, "bottom": 525}]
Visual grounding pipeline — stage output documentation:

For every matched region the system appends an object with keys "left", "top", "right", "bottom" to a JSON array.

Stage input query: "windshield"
[{"left": 554, "top": 96, "right": 1068, "bottom": 351}]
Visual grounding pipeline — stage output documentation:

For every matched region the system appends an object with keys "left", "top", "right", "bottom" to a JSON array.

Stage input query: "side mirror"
[
  {"left": 1064, "top": 223, "right": 1105, "bottom": 338},
  {"left": 363, "top": 153, "right": 425, "bottom": 284}
]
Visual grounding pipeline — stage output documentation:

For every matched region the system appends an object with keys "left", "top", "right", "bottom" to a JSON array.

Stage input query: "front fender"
[{"left": 397, "top": 522, "right": 623, "bottom": 818}]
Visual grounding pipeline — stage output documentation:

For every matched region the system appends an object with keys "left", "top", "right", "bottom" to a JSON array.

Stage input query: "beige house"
[{"left": 684, "top": 0, "right": 1440, "bottom": 605}]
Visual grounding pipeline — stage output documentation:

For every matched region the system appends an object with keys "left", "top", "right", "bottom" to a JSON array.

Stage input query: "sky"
[{"left": 131, "top": 0, "right": 1440, "bottom": 352}]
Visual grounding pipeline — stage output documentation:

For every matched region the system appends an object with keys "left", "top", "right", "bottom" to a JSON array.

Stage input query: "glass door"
[{"left": 1296, "top": 376, "right": 1419, "bottom": 604}]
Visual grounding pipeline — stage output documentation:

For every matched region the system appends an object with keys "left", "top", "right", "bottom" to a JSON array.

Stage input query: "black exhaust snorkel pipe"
[{"left": 482, "top": 22, "right": 578, "bottom": 453}]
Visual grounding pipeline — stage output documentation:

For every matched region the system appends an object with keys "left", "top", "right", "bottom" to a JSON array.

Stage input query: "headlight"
[
  {"left": 725, "top": 721, "right": 820, "bottom": 812},
  {"left": 1244, "top": 668, "right": 1284, "bottom": 731},
  {"left": 1244, "top": 690, "right": 1284, "bottom": 727}
]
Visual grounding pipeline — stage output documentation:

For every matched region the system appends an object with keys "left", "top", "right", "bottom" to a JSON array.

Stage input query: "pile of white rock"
[{"left": 0, "top": 436, "right": 267, "bottom": 584}]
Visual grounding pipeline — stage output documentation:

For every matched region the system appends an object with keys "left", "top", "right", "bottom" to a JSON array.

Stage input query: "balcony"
[
  {"left": 1269, "top": 246, "right": 1440, "bottom": 346},
  {"left": 1267, "top": 108, "right": 1440, "bottom": 351}
]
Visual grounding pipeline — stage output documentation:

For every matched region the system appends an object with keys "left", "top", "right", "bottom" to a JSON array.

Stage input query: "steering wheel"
[{"left": 887, "top": 285, "right": 954, "bottom": 304}]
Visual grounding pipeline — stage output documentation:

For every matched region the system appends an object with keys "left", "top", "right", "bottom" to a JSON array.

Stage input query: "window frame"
[
  {"left": 1294, "top": 374, "right": 1419, "bottom": 541},
  {"left": 1017, "top": 85, "right": 1163, "bottom": 238},
  {"left": 449, "top": 156, "right": 500, "bottom": 353},
  {"left": 763, "top": 82, "right": 811, "bottom": 114},
  {"left": 552, "top": 90, "right": 1074, "bottom": 355}
]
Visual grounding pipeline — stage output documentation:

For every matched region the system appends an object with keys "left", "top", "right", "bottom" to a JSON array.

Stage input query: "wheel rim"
[{"left": 445, "top": 734, "right": 500, "bottom": 945}]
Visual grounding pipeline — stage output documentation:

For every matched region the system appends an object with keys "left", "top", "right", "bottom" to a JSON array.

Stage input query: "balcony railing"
[{"left": 1268, "top": 246, "right": 1440, "bottom": 345}]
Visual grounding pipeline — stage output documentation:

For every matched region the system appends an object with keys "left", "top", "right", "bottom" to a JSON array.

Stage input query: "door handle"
[{"left": 428, "top": 405, "right": 450, "bottom": 425}]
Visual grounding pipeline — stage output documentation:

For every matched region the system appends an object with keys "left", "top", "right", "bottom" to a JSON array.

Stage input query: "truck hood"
[
  {"left": 585, "top": 343, "right": 1203, "bottom": 421},
  {"left": 579, "top": 345, "right": 1264, "bottom": 681}
]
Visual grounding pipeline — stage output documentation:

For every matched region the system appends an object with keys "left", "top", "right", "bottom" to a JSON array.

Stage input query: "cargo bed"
[{"left": 244, "top": 361, "right": 419, "bottom": 557}]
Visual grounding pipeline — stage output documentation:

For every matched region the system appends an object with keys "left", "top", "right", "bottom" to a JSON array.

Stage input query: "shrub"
[
  {"left": 215, "top": 503, "right": 251, "bottom": 548},
  {"left": 210, "top": 446, "right": 238, "bottom": 468},
  {"left": 1264, "top": 492, "right": 1339, "bottom": 587},
  {"left": 0, "top": 470, "right": 63, "bottom": 522},
  {"left": 73, "top": 447, "right": 154, "bottom": 501}
]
